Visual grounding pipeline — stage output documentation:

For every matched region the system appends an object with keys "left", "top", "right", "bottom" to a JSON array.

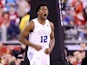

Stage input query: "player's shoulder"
[
  {"left": 47, "top": 20, "right": 54, "bottom": 30},
  {"left": 26, "top": 20, "right": 34, "bottom": 28},
  {"left": 49, "top": 21, "right": 54, "bottom": 26},
  {"left": 31, "top": 18, "right": 37, "bottom": 22},
  {"left": 47, "top": 20, "right": 54, "bottom": 27},
  {"left": 29, "top": 18, "right": 37, "bottom": 24}
]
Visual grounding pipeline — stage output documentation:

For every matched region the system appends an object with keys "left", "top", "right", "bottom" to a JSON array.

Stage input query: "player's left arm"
[
  {"left": 45, "top": 22, "right": 55, "bottom": 54},
  {"left": 49, "top": 22, "right": 55, "bottom": 52}
]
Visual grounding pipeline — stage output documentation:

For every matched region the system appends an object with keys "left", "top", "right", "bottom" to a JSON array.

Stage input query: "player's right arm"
[{"left": 18, "top": 21, "right": 42, "bottom": 51}]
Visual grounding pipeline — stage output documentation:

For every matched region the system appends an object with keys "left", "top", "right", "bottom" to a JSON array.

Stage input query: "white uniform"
[{"left": 27, "top": 18, "right": 51, "bottom": 65}]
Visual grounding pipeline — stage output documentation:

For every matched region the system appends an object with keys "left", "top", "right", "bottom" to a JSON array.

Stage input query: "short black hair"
[{"left": 36, "top": 3, "right": 48, "bottom": 12}]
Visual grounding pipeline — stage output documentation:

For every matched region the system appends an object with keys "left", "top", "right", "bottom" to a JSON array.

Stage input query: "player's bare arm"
[
  {"left": 18, "top": 21, "right": 42, "bottom": 51},
  {"left": 45, "top": 22, "right": 55, "bottom": 54}
]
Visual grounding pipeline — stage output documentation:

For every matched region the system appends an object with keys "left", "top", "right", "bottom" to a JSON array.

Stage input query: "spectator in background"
[
  {"left": 7, "top": 5, "right": 20, "bottom": 40},
  {"left": 72, "top": 0, "right": 83, "bottom": 13},
  {"left": 6, "top": 0, "right": 16, "bottom": 11},
  {"left": 68, "top": 55, "right": 77, "bottom": 65},
  {"left": 1, "top": 54, "right": 12, "bottom": 65},
  {"left": 16, "top": 0, "right": 31, "bottom": 18},
  {"left": 79, "top": 42, "right": 86, "bottom": 50},
  {"left": 0, "top": 5, "right": 4, "bottom": 40},
  {"left": 0, "top": 6, "right": 4, "bottom": 28},
  {"left": 70, "top": 0, "right": 86, "bottom": 26},
  {"left": 3, "top": 11, "right": 10, "bottom": 27},
  {"left": 19, "top": 13, "right": 30, "bottom": 32},
  {"left": 79, "top": 42, "right": 86, "bottom": 58},
  {"left": 64, "top": 47, "right": 73, "bottom": 65},
  {"left": 62, "top": 7, "right": 75, "bottom": 26}
]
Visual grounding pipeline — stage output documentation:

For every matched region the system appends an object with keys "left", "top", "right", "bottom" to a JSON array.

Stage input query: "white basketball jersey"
[
  {"left": 27, "top": 18, "right": 51, "bottom": 65},
  {"left": 27, "top": 18, "right": 51, "bottom": 59}
]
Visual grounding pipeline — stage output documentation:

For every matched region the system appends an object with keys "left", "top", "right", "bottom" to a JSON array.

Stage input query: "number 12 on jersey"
[{"left": 41, "top": 36, "right": 48, "bottom": 43}]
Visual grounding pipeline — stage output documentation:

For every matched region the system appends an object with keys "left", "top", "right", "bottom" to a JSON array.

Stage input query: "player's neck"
[{"left": 37, "top": 17, "right": 46, "bottom": 24}]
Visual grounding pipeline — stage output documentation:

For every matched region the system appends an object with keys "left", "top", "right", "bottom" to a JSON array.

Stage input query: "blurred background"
[
  {"left": 61, "top": 0, "right": 87, "bottom": 65},
  {"left": 0, "top": 0, "right": 87, "bottom": 65},
  {"left": 0, "top": 0, "right": 31, "bottom": 65}
]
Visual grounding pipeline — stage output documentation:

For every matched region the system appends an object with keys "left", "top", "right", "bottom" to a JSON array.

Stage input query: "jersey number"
[{"left": 41, "top": 36, "right": 48, "bottom": 43}]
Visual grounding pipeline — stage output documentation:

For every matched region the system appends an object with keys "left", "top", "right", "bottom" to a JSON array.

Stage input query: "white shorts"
[{"left": 27, "top": 49, "right": 50, "bottom": 65}]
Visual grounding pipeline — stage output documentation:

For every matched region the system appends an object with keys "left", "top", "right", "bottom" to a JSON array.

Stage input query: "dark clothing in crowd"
[{"left": 81, "top": 56, "right": 87, "bottom": 65}]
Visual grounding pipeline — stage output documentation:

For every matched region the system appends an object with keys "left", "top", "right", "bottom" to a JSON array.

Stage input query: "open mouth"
[{"left": 44, "top": 14, "right": 47, "bottom": 16}]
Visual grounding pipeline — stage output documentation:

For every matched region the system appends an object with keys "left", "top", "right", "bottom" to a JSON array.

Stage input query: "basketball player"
[{"left": 18, "top": 3, "right": 55, "bottom": 65}]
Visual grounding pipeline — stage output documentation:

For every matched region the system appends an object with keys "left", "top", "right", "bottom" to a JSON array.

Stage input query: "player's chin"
[{"left": 43, "top": 16, "right": 47, "bottom": 19}]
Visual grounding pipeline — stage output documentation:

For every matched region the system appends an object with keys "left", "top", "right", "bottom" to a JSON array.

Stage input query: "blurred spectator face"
[
  {"left": 9, "top": 6, "right": 15, "bottom": 14},
  {"left": 73, "top": 51, "right": 80, "bottom": 58},
  {"left": 3, "top": 12, "right": 10, "bottom": 27},
  {"left": 80, "top": 42, "right": 86, "bottom": 50},
  {"left": 17, "top": 0, "right": 31, "bottom": 17},
  {"left": 9, "top": 6, "right": 18, "bottom": 21},
  {"left": 69, "top": 56, "right": 77, "bottom": 64},
  {"left": 66, "top": 7, "right": 71, "bottom": 14},
  {"left": 3, "top": 12, "right": 9, "bottom": 19},
  {"left": 1, "top": 54, "right": 12, "bottom": 65}
]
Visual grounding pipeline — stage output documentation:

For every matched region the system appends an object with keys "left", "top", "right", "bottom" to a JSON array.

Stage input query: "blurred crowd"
[
  {"left": 0, "top": 0, "right": 87, "bottom": 65},
  {"left": 65, "top": 42, "right": 87, "bottom": 65},
  {"left": 0, "top": 0, "right": 30, "bottom": 65},
  {"left": 0, "top": 0, "right": 30, "bottom": 41},
  {"left": 0, "top": 42, "right": 26, "bottom": 65},
  {"left": 63, "top": 0, "right": 87, "bottom": 65},
  {"left": 62, "top": 0, "right": 87, "bottom": 41}
]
